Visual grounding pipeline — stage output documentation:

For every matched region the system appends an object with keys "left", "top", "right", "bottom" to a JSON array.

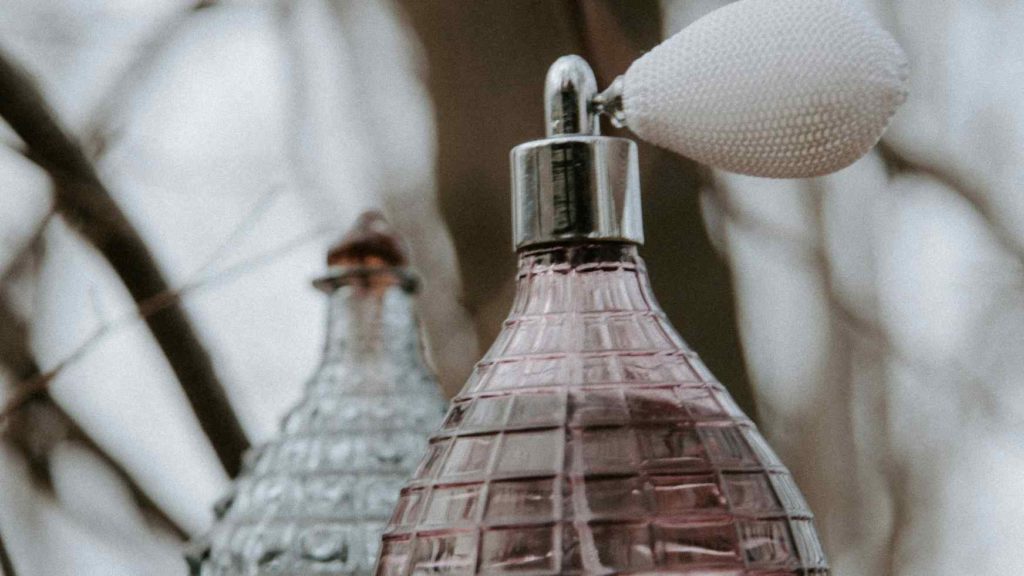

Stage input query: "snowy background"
[{"left": 0, "top": 1, "right": 1021, "bottom": 575}]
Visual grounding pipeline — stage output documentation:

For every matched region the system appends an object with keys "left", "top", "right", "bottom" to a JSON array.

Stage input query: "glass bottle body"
[
  {"left": 197, "top": 280, "right": 448, "bottom": 576},
  {"left": 377, "top": 243, "right": 828, "bottom": 575}
]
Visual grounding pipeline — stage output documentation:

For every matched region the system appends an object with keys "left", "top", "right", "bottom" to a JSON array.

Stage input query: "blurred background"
[{"left": 0, "top": 1, "right": 1021, "bottom": 574}]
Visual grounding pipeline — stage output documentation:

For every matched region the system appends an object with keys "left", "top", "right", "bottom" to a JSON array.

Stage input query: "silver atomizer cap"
[{"left": 511, "top": 55, "right": 643, "bottom": 250}]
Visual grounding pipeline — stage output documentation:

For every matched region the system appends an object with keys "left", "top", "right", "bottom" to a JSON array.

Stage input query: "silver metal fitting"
[
  {"left": 511, "top": 56, "right": 642, "bottom": 250},
  {"left": 594, "top": 75, "right": 627, "bottom": 129}
]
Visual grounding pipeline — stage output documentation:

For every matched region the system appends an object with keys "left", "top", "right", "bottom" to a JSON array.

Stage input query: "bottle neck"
[
  {"left": 317, "top": 277, "right": 427, "bottom": 387},
  {"left": 280, "top": 270, "right": 445, "bottom": 436},
  {"left": 516, "top": 240, "right": 641, "bottom": 266},
  {"left": 509, "top": 241, "right": 660, "bottom": 315}
]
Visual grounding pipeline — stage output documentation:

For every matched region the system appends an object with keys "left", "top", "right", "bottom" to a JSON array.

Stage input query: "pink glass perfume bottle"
[
  {"left": 191, "top": 212, "right": 448, "bottom": 575},
  {"left": 376, "top": 58, "right": 828, "bottom": 575}
]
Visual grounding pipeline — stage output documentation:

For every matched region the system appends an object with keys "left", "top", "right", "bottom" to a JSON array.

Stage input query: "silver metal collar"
[{"left": 511, "top": 56, "right": 643, "bottom": 250}]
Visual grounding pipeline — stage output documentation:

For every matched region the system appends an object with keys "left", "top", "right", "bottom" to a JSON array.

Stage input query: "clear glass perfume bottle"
[
  {"left": 376, "top": 58, "right": 829, "bottom": 575},
  {"left": 191, "top": 212, "right": 448, "bottom": 576}
]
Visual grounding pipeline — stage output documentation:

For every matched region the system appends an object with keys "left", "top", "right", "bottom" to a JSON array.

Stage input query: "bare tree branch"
[
  {"left": 0, "top": 47, "right": 249, "bottom": 476},
  {"left": 188, "top": 183, "right": 285, "bottom": 280},
  {"left": 0, "top": 517, "right": 16, "bottom": 576},
  {"left": 877, "top": 139, "right": 1024, "bottom": 264},
  {"left": 0, "top": 297, "right": 37, "bottom": 388},
  {"left": 84, "top": 0, "right": 216, "bottom": 156},
  {"left": 0, "top": 210, "right": 53, "bottom": 288},
  {"left": 0, "top": 293, "right": 188, "bottom": 539},
  {"left": 0, "top": 223, "right": 334, "bottom": 426},
  {"left": 6, "top": 394, "right": 190, "bottom": 541}
]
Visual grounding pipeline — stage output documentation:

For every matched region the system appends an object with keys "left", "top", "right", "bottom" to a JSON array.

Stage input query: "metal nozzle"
[
  {"left": 545, "top": 55, "right": 599, "bottom": 136},
  {"left": 511, "top": 56, "right": 642, "bottom": 250}
]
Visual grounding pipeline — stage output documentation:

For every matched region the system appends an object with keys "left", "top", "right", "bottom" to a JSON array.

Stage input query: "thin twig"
[
  {"left": 0, "top": 224, "right": 334, "bottom": 426},
  {"left": 188, "top": 182, "right": 285, "bottom": 280},
  {"left": 877, "top": 136, "right": 1021, "bottom": 413},
  {"left": 84, "top": 0, "right": 217, "bottom": 156},
  {"left": 0, "top": 47, "right": 249, "bottom": 476},
  {"left": 0, "top": 523, "right": 16, "bottom": 576},
  {"left": 710, "top": 178, "right": 924, "bottom": 368},
  {"left": 0, "top": 293, "right": 188, "bottom": 538},
  {"left": 877, "top": 139, "right": 1024, "bottom": 264},
  {"left": 0, "top": 211, "right": 54, "bottom": 287}
]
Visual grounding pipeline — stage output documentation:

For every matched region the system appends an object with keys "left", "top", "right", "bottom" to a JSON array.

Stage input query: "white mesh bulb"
[{"left": 623, "top": 0, "right": 908, "bottom": 178}]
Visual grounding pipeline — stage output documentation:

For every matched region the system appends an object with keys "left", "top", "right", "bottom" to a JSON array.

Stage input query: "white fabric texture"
[{"left": 625, "top": 0, "right": 908, "bottom": 178}]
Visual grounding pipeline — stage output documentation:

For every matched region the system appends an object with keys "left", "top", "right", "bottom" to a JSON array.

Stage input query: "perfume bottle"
[
  {"left": 376, "top": 58, "right": 828, "bottom": 575},
  {"left": 191, "top": 212, "right": 448, "bottom": 575}
]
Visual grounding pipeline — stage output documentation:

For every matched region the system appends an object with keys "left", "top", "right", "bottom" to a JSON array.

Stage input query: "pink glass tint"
[{"left": 378, "top": 244, "right": 828, "bottom": 575}]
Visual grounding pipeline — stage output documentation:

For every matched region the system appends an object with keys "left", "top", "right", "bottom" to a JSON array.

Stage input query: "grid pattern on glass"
[
  {"left": 198, "top": 287, "right": 448, "bottom": 576},
  {"left": 378, "top": 246, "right": 828, "bottom": 575}
]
